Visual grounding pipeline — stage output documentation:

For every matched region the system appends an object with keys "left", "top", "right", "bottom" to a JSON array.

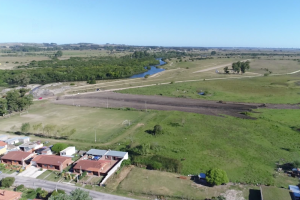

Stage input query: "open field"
[
  {"left": 118, "top": 166, "right": 254, "bottom": 200},
  {"left": 261, "top": 186, "right": 292, "bottom": 200},
  {"left": 0, "top": 100, "right": 148, "bottom": 143},
  {"left": 0, "top": 56, "right": 50, "bottom": 69},
  {"left": 118, "top": 74, "right": 300, "bottom": 104},
  {"left": 114, "top": 108, "right": 300, "bottom": 185}
]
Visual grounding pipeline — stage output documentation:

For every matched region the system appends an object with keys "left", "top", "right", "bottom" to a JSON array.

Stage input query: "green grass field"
[
  {"left": 117, "top": 108, "right": 300, "bottom": 186},
  {"left": 261, "top": 186, "right": 291, "bottom": 200},
  {"left": 118, "top": 74, "right": 300, "bottom": 104},
  {"left": 0, "top": 100, "right": 148, "bottom": 143}
]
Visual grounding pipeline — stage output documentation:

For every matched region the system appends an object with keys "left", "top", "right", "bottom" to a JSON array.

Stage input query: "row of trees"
[
  {"left": 0, "top": 89, "right": 33, "bottom": 115},
  {"left": 224, "top": 61, "right": 250, "bottom": 74}
]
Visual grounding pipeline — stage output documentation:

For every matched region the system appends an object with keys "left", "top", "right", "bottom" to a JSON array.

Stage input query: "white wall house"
[
  {"left": 18, "top": 137, "right": 30, "bottom": 143},
  {"left": 60, "top": 146, "right": 76, "bottom": 157}
]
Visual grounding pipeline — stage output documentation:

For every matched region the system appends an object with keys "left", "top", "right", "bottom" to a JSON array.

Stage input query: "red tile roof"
[
  {"left": 0, "top": 141, "right": 7, "bottom": 147},
  {"left": 73, "top": 159, "right": 117, "bottom": 173},
  {"left": 1, "top": 151, "right": 32, "bottom": 162},
  {"left": 32, "top": 155, "right": 72, "bottom": 166}
]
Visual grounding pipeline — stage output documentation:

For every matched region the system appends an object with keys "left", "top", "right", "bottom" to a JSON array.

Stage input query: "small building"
[
  {"left": 35, "top": 147, "right": 52, "bottom": 155},
  {"left": 0, "top": 146, "right": 7, "bottom": 155},
  {"left": 19, "top": 142, "right": 43, "bottom": 153},
  {"left": 32, "top": 155, "right": 73, "bottom": 171},
  {"left": 0, "top": 189, "right": 22, "bottom": 200},
  {"left": 18, "top": 137, "right": 30, "bottom": 143},
  {"left": 86, "top": 149, "right": 128, "bottom": 160},
  {"left": 5, "top": 138, "right": 20, "bottom": 145},
  {"left": 0, "top": 135, "right": 8, "bottom": 142},
  {"left": 1, "top": 151, "right": 34, "bottom": 167},
  {"left": 60, "top": 146, "right": 76, "bottom": 157},
  {"left": 73, "top": 159, "right": 117, "bottom": 176}
]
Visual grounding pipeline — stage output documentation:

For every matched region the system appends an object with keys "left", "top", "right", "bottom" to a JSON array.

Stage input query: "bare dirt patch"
[
  {"left": 221, "top": 189, "right": 246, "bottom": 200},
  {"left": 55, "top": 92, "right": 299, "bottom": 119}
]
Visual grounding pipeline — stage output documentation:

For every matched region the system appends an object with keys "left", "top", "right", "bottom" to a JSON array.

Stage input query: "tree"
[
  {"left": 206, "top": 168, "right": 229, "bottom": 186},
  {"left": 49, "top": 188, "right": 92, "bottom": 200},
  {"left": 1, "top": 177, "right": 15, "bottom": 187},
  {"left": 21, "top": 123, "right": 30, "bottom": 133},
  {"left": 223, "top": 66, "right": 229, "bottom": 74},
  {"left": 0, "top": 98, "right": 7, "bottom": 116},
  {"left": 13, "top": 72, "right": 30, "bottom": 86},
  {"left": 51, "top": 143, "right": 68, "bottom": 154},
  {"left": 153, "top": 125, "right": 163, "bottom": 135},
  {"left": 70, "top": 188, "right": 92, "bottom": 200},
  {"left": 36, "top": 188, "right": 48, "bottom": 199},
  {"left": 55, "top": 50, "right": 63, "bottom": 58},
  {"left": 211, "top": 51, "right": 217, "bottom": 55}
]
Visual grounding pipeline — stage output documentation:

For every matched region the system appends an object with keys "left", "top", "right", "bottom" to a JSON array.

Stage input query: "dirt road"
[{"left": 55, "top": 92, "right": 299, "bottom": 119}]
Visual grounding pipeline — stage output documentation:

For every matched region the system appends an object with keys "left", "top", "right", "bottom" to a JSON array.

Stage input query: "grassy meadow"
[
  {"left": 118, "top": 74, "right": 300, "bottom": 104},
  {"left": 117, "top": 108, "right": 300, "bottom": 186},
  {"left": 0, "top": 100, "right": 148, "bottom": 143}
]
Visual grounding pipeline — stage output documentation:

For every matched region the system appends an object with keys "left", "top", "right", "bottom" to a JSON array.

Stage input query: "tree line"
[
  {"left": 0, "top": 52, "right": 160, "bottom": 87},
  {"left": 224, "top": 60, "right": 250, "bottom": 74},
  {"left": 0, "top": 89, "right": 33, "bottom": 115}
]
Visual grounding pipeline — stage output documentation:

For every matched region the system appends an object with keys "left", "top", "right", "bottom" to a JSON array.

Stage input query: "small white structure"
[
  {"left": 60, "top": 146, "right": 76, "bottom": 157},
  {"left": 5, "top": 137, "right": 20, "bottom": 145},
  {"left": 19, "top": 142, "right": 43, "bottom": 152},
  {"left": 18, "top": 137, "right": 30, "bottom": 143},
  {"left": 0, "top": 135, "right": 8, "bottom": 141}
]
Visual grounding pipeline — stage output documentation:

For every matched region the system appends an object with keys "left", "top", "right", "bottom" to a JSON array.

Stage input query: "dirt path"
[{"left": 192, "top": 60, "right": 249, "bottom": 73}]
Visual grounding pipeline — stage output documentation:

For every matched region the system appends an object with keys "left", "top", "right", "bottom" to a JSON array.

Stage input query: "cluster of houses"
[{"left": 0, "top": 135, "right": 128, "bottom": 183}]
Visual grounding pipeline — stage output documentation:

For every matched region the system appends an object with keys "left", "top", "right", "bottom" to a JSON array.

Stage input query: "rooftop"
[
  {"left": 86, "top": 149, "right": 127, "bottom": 158},
  {"left": 60, "top": 146, "right": 75, "bottom": 152},
  {"left": 19, "top": 142, "right": 42, "bottom": 148},
  {"left": 32, "top": 155, "right": 72, "bottom": 166},
  {"left": 0, "top": 141, "right": 7, "bottom": 147},
  {"left": 1, "top": 151, "right": 32, "bottom": 161},
  {"left": 5, "top": 137, "right": 19, "bottom": 143},
  {"left": 0, "top": 190, "right": 22, "bottom": 200},
  {"left": 73, "top": 159, "right": 117, "bottom": 173}
]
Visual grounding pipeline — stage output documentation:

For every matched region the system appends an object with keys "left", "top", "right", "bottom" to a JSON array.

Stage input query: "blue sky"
[{"left": 1, "top": 0, "right": 299, "bottom": 47}]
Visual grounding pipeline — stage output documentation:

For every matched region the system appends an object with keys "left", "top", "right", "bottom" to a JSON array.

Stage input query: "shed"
[{"left": 60, "top": 146, "right": 76, "bottom": 157}]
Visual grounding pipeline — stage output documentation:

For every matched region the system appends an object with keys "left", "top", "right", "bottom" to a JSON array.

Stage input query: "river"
[{"left": 130, "top": 58, "right": 166, "bottom": 78}]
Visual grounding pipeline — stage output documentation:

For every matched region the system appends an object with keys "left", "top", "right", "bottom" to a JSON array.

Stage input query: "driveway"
[{"left": 18, "top": 166, "right": 46, "bottom": 178}]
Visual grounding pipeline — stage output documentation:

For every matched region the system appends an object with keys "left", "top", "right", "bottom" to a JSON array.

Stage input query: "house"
[
  {"left": 19, "top": 142, "right": 43, "bottom": 153},
  {"left": 73, "top": 159, "right": 118, "bottom": 176},
  {"left": 86, "top": 149, "right": 128, "bottom": 160},
  {"left": 60, "top": 146, "right": 76, "bottom": 157},
  {"left": 0, "top": 189, "right": 22, "bottom": 200},
  {"left": 0, "top": 135, "right": 8, "bottom": 141},
  {"left": 31, "top": 155, "right": 73, "bottom": 171},
  {"left": 5, "top": 138, "right": 20, "bottom": 145},
  {"left": 18, "top": 137, "right": 30, "bottom": 143},
  {"left": 0, "top": 141, "right": 7, "bottom": 148},
  {"left": 35, "top": 147, "right": 52, "bottom": 155},
  {"left": 1, "top": 151, "right": 34, "bottom": 167},
  {"left": 73, "top": 149, "right": 128, "bottom": 177}
]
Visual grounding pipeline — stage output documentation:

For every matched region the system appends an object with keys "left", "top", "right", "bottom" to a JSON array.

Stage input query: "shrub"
[
  {"left": 153, "top": 125, "right": 163, "bottom": 135},
  {"left": 51, "top": 143, "right": 68, "bottom": 154},
  {"left": 1, "top": 177, "right": 15, "bottom": 188},
  {"left": 206, "top": 168, "right": 229, "bottom": 186},
  {"left": 16, "top": 184, "right": 24, "bottom": 191},
  {"left": 70, "top": 83, "right": 75, "bottom": 86}
]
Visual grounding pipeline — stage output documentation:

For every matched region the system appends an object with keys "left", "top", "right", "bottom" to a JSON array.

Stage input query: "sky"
[{"left": 1, "top": 0, "right": 300, "bottom": 48}]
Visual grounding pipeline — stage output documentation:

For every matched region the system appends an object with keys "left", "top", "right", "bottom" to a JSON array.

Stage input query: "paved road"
[{"left": 0, "top": 174, "right": 135, "bottom": 200}]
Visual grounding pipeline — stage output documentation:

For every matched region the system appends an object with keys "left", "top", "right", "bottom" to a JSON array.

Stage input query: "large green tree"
[
  {"left": 206, "top": 168, "right": 229, "bottom": 186},
  {"left": 1, "top": 177, "right": 15, "bottom": 188},
  {"left": 51, "top": 143, "right": 69, "bottom": 154}
]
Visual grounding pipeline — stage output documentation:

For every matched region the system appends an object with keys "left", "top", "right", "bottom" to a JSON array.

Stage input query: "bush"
[
  {"left": 153, "top": 125, "right": 163, "bottom": 135},
  {"left": 79, "top": 171, "right": 87, "bottom": 180},
  {"left": 16, "top": 184, "right": 24, "bottom": 191},
  {"left": 51, "top": 143, "right": 69, "bottom": 154},
  {"left": 121, "top": 158, "right": 131, "bottom": 167},
  {"left": 1, "top": 177, "right": 15, "bottom": 188},
  {"left": 206, "top": 168, "right": 229, "bottom": 186},
  {"left": 70, "top": 83, "right": 75, "bottom": 86}
]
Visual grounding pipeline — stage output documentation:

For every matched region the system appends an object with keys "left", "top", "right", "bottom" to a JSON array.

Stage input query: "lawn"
[
  {"left": 37, "top": 170, "right": 52, "bottom": 180},
  {"left": 117, "top": 108, "right": 300, "bottom": 185},
  {"left": 0, "top": 100, "right": 148, "bottom": 143},
  {"left": 118, "top": 74, "right": 300, "bottom": 104},
  {"left": 118, "top": 167, "right": 254, "bottom": 200},
  {"left": 261, "top": 186, "right": 292, "bottom": 200}
]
